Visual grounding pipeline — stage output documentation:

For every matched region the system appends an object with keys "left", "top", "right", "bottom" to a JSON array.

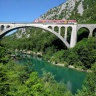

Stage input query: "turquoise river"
[{"left": 16, "top": 54, "right": 86, "bottom": 94}]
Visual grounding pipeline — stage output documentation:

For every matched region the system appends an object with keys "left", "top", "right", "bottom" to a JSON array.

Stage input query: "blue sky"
[{"left": 0, "top": 0, "right": 66, "bottom": 23}]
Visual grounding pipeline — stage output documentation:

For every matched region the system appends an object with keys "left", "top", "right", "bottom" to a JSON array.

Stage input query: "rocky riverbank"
[
  {"left": 48, "top": 61, "right": 91, "bottom": 72},
  {"left": 15, "top": 49, "right": 42, "bottom": 56}
]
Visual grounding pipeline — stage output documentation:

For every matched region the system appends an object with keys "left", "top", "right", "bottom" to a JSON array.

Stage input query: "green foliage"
[
  {"left": 75, "top": 63, "right": 96, "bottom": 96},
  {"left": 0, "top": 46, "right": 74, "bottom": 96},
  {"left": 50, "top": 37, "right": 96, "bottom": 70},
  {"left": 41, "top": 70, "right": 73, "bottom": 96},
  {"left": 0, "top": 46, "right": 9, "bottom": 63},
  {"left": 85, "top": 63, "right": 96, "bottom": 95}
]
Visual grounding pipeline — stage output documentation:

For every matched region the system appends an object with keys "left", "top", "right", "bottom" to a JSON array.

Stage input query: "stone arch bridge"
[{"left": 0, "top": 23, "right": 96, "bottom": 48}]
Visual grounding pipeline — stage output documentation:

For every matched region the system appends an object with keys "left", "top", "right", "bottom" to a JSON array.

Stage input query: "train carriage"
[{"left": 34, "top": 20, "right": 77, "bottom": 24}]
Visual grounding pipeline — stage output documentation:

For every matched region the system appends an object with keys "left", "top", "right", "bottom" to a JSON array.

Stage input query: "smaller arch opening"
[
  {"left": 1, "top": 25, "right": 5, "bottom": 31},
  {"left": 61, "top": 27, "right": 65, "bottom": 37},
  {"left": 54, "top": 26, "right": 59, "bottom": 33},
  {"left": 93, "top": 28, "right": 96, "bottom": 37},
  {"left": 48, "top": 26, "right": 52, "bottom": 30},
  {"left": 67, "top": 26, "right": 72, "bottom": 44},
  {"left": 6, "top": 25, "right": 10, "bottom": 29},
  {"left": 77, "top": 27, "right": 89, "bottom": 42}
]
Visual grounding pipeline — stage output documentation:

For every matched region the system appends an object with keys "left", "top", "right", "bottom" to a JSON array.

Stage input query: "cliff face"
[
  {"left": 37, "top": 0, "right": 84, "bottom": 20},
  {"left": 37, "top": 0, "right": 96, "bottom": 23}
]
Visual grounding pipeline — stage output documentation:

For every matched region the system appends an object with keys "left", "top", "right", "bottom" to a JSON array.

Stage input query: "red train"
[{"left": 34, "top": 20, "right": 77, "bottom": 24}]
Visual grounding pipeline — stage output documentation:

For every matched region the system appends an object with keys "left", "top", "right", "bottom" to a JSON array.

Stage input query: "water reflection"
[{"left": 67, "top": 81, "right": 72, "bottom": 92}]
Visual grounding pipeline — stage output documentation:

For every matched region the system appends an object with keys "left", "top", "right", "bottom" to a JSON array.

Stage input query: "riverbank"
[
  {"left": 14, "top": 49, "right": 91, "bottom": 72},
  {"left": 48, "top": 61, "right": 91, "bottom": 72}
]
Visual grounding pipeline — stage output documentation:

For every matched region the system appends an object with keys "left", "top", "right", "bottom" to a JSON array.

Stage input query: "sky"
[{"left": 0, "top": 0, "right": 66, "bottom": 23}]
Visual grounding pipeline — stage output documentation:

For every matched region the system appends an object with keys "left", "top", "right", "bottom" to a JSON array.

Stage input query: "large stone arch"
[
  {"left": 77, "top": 27, "right": 90, "bottom": 42},
  {"left": 0, "top": 25, "right": 70, "bottom": 48}
]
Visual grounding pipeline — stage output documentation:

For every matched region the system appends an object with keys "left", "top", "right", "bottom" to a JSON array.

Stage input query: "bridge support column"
[
  {"left": 89, "top": 29, "right": 93, "bottom": 37},
  {"left": 70, "top": 24, "right": 77, "bottom": 48},
  {"left": 64, "top": 27, "right": 67, "bottom": 40},
  {"left": 59, "top": 27, "right": 61, "bottom": 34},
  {"left": 52, "top": 27, "right": 54, "bottom": 32}
]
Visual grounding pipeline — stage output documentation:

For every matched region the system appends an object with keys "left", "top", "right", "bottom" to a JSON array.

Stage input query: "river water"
[{"left": 16, "top": 54, "right": 86, "bottom": 94}]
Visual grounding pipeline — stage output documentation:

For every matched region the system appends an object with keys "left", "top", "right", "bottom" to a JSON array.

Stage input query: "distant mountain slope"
[{"left": 37, "top": 0, "right": 96, "bottom": 23}]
